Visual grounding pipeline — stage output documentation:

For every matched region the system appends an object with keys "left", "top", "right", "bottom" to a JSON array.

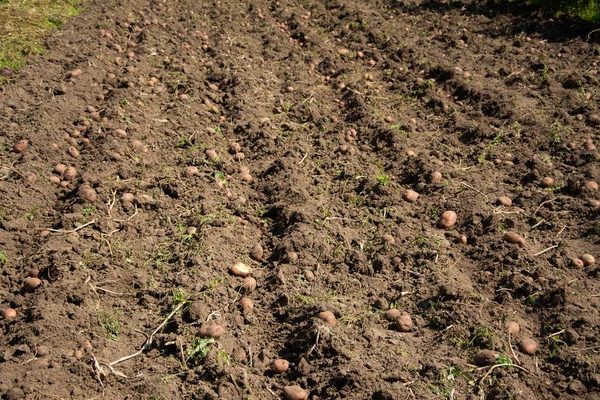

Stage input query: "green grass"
[
  {"left": 0, "top": 0, "right": 84, "bottom": 83},
  {"left": 0, "top": 250, "right": 7, "bottom": 266},
  {"left": 98, "top": 309, "right": 121, "bottom": 341},
  {"left": 530, "top": 0, "right": 600, "bottom": 22}
]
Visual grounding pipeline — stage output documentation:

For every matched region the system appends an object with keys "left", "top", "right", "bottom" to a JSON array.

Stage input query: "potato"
[
  {"left": 12, "top": 139, "right": 29, "bottom": 153},
  {"left": 382, "top": 234, "right": 395, "bottom": 245},
  {"left": 229, "top": 142, "right": 241, "bottom": 153},
  {"left": 318, "top": 311, "right": 336, "bottom": 326},
  {"left": 570, "top": 258, "right": 584, "bottom": 268},
  {"left": 239, "top": 297, "right": 254, "bottom": 311},
  {"left": 242, "top": 276, "right": 257, "bottom": 293},
  {"left": 585, "top": 180, "right": 599, "bottom": 190},
  {"left": 231, "top": 262, "right": 251, "bottom": 277},
  {"left": 70, "top": 68, "right": 83, "bottom": 77},
  {"left": 505, "top": 321, "right": 520, "bottom": 334},
  {"left": 3, "top": 308, "right": 17, "bottom": 319},
  {"left": 23, "top": 277, "right": 42, "bottom": 293},
  {"left": 403, "top": 189, "right": 419, "bottom": 203},
  {"left": 78, "top": 185, "right": 97, "bottom": 202},
  {"left": 396, "top": 313, "right": 414, "bottom": 332},
  {"left": 540, "top": 176, "right": 554, "bottom": 188},
  {"left": 519, "top": 338, "right": 538, "bottom": 355},
  {"left": 205, "top": 149, "right": 217, "bottom": 160},
  {"left": 68, "top": 146, "right": 80, "bottom": 158},
  {"left": 503, "top": 232, "right": 525, "bottom": 246},
  {"left": 250, "top": 243, "right": 263, "bottom": 261},
  {"left": 55, "top": 164, "right": 67, "bottom": 174},
  {"left": 383, "top": 308, "right": 402, "bottom": 321},
  {"left": 64, "top": 166, "right": 77, "bottom": 180},
  {"left": 49, "top": 176, "right": 61, "bottom": 184},
  {"left": 286, "top": 251, "right": 298, "bottom": 263},
  {"left": 283, "top": 385, "right": 308, "bottom": 400},
  {"left": 384, "top": 116, "right": 393, "bottom": 123},
  {"left": 199, "top": 323, "right": 224, "bottom": 338},
  {"left": 496, "top": 196, "right": 512, "bottom": 206},
  {"left": 473, "top": 349, "right": 498, "bottom": 366},
  {"left": 121, "top": 193, "right": 135, "bottom": 203},
  {"left": 438, "top": 211, "right": 457, "bottom": 228},
  {"left": 81, "top": 341, "right": 93, "bottom": 351},
  {"left": 272, "top": 359, "right": 290, "bottom": 374},
  {"left": 115, "top": 129, "right": 127, "bottom": 137},
  {"left": 456, "top": 235, "right": 467, "bottom": 244},
  {"left": 186, "top": 166, "right": 199, "bottom": 177},
  {"left": 581, "top": 254, "right": 595, "bottom": 266},
  {"left": 337, "top": 48, "right": 350, "bottom": 55},
  {"left": 240, "top": 172, "right": 252, "bottom": 182},
  {"left": 430, "top": 171, "right": 442, "bottom": 183}
]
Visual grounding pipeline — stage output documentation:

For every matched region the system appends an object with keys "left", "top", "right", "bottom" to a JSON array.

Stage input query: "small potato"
[
  {"left": 382, "top": 234, "right": 395, "bottom": 245},
  {"left": 49, "top": 176, "right": 61, "bottom": 184},
  {"left": 229, "top": 142, "right": 241, "bottom": 153},
  {"left": 70, "top": 68, "right": 83, "bottom": 77},
  {"left": 396, "top": 313, "right": 414, "bottom": 332},
  {"left": 199, "top": 324, "right": 224, "bottom": 338},
  {"left": 205, "top": 149, "right": 218, "bottom": 160},
  {"left": 520, "top": 338, "right": 538, "bottom": 355},
  {"left": 23, "top": 277, "right": 42, "bottom": 293},
  {"left": 3, "top": 308, "right": 17, "bottom": 319},
  {"left": 240, "top": 172, "right": 252, "bottom": 182},
  {"left": 384, "top": 115, "right": 393, "bottom": 123},
  {"left": 272, "top": 359, "right": 290, "bottom": 374},
  {"left": 496, "top": 196, "right": 512, "bottom": 206},
  {"left": 403, "top": 189, "right": 419, "bottom": 203},
  {"left": 581, "top": 254, "right": 595, "bottom": 266},
  {"left": 242, "top": 276, "right": 257, "bottom": 293},
  {"left": 503, "top": 232, "right": 525, "bottom": 246},
  {"left": 540, "top": 176, "right": 554, "bottom": 188},
  {"left": 121, "top": 193, "right": 135, "bottom": 203},
  {"left": 570, "top": 258, "right": 584, "bottom": 268},
  {"left": 506, "top": 321, "right": 520, "bottom": 334},
  {"left": 473, "top": 349, "right": 498, "bottom": 366},
  {"left": 186, "top": 166, "right": 199, "bottom": 177},
  {"left": 64, "top": 166, "right": 77, "bottom": 180},
  {"left": 78, "top": 185, "right": 97, "bottom": 202},
  {"left": 430, "top": 171, "right": 442, "bottom": 183},
  {"left": 337, "top": 48, "right": 350, "bottom": 55},
  {"left": 55, "top": 164, "right": 67, "bottom": 174},
  {"left": 239, "top": 297, "right": 254, "bottom": 311},
  {"left": 283, "top": 385, "right": 308, "bottom": 400},
  {"left": 585, "top": 181, "right": 599, "bottom": 190},
  {"left": 438, "top": 211, "right": 457, "bottom": 229},
  {"left": 286, "top": 251, "right": 299, "bottom": 263},
  {"left": 383, "top": 308, "right": 402, "bottom": 321},
  {"left": 250, "top": 243, "right": 263, "bottom": 261},
  {"left": 68, "top": 146, "right": 80, "bottom": 158},
  {"left": 318, "top": 311, "right": 336, "bottom": 327},
  {"left": 231, "top": 262, "right": 251, "bottom": 277},
  {"left": 456, "top": 235, "right": 467, "bottom": 245},
  {"left": 12, "top": 139, "right": 29, "bottom": 153},
  {"left": 81, "top": 341, "right": 93, "bottom": 351},
  {"left": 115, "top": 129, "right": 127, "bottom": 137}
]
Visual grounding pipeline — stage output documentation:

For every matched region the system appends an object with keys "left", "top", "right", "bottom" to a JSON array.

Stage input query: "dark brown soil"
[{"left": 1, "top": 0, "right": 600, "bottom": 399}]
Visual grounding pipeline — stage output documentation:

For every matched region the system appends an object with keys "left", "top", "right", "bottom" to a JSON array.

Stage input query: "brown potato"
[
  {"left": 242, "top": 276, "right": 257, "bottom": 293},
  {"left": 199, "top": 324, "right": 224, "bottom": 338},
  {"left": 430, "top": 171, "right": 442, "bottom": 183},
  {"left": 396, "top": 313, "right": 414, "bottom": 332},
  {"left": 382, "top": 234, "right": 395, "bottom": 245},
  {"left": 585, "top": 181, "right": 599, "bottom": 190},
  {"left": 473, "top": 349, "right": 498, "bottom": 366},
  {"left": 403, "top": 189, "right": 419, "bottom": 203},
  {"left": 13, "top": 139, "right": 29, "bottom": 153},
  {"left": 506, "top": 321, "right": 520, "bottom": 334},
  {"left": 239, "top": 297, "right": 254, "bottom": 311},
  {"left": 438, "top": 210, "right": 457, "bottom": 228},
  {"left": 519, "top": 338, "right": 538, "bottom": 355},
  {"left": 503, "top": 232, "right": 525, "bottom": 246},
  {"left": 383, "top": 308, "right": 402, "bottom": 321},
  {"left": 23, "top": 277, "right": 42, "bottom": 293},
  {"left": 283, "top": 385, "right": 308, "bottom": 400},
  {"left": 272, "top": 359, "right": 290, "bottom": 374},
  {"left": 570, "top": 258, "right": 584, "bottom": 268},
  {"left": 231, "top": 262, "right": 251, "bottom": 277},
  {"left": 540, "top": 176, "right": 554, "bottom": 188},
  {"left": 121, "top": 193, "right": 135, "bottom": 203},
  {"left": 496, "top": 196, "right": 512, "bottom": 206},
  {"left": 55, "top": 164, "right": 67, "bottom": 174},
  {"left": 581, "top": 254, "right": 595, "bottom": 266},
  {"left": 318, "top": 311, "right": 336, "bottom": 326},
  {"left": 250, "top": 243, "right": 263, "bottom": 261},
  {"left": 78, "top": 185, "right": 97, "bottom": 202},
  {"left": 64, "top": 167, "right": 77, "bottom": 180},
  {"left": 3, "top": 308, "right": 17, "bottom": 319}
]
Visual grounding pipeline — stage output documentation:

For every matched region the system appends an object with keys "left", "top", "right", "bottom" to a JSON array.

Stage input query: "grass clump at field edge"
[{"left": 0, "top": 0, "right": 84, "bottom": 83}]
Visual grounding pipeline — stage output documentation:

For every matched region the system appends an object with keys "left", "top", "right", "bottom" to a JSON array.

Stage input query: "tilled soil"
[{"left": 1, "top": 0, "right": 599, "bottom": 399}]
